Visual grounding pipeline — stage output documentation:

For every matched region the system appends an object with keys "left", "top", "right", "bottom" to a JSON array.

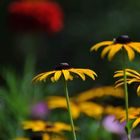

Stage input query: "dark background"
[{"left": 1, "top": 0, "right": 140, "bottom": 109}]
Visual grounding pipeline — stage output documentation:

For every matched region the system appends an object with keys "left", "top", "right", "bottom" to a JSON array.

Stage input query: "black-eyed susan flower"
[
  {"left": 32, "top": 63, "right": 97, "bottom": 82},
  {"left": 33, "top": 63, "right": 97, "bottom": 140},
  {"left": 90, "top": 35, "right": 140, "bottom": 61},
  {"left": 114, "top": 68, "right": 140, "bottom": 96}
]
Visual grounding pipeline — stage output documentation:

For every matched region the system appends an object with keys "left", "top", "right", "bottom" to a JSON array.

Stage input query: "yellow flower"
[
  {"left": 90, "top": 35, "right": 140, "bottom": 61},
  {"left": 22, "top": 120, "right": 74, "bottom": 133},
  {"left": 32, "top": 63, "right": 97, "bottom": 82},
  {"left": 47, "top": 86, "right": 124, "bottom": 119},
  {"left": 114, "top": 68, "right": 140, "bottom": 96}
]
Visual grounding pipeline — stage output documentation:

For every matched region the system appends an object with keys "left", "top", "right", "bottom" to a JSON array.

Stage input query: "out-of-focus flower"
[
  {"left": 32, "top": 63, "right": 97, "bottom": 82},
  {"left": 102, "top": 115, "right": 125, "bottom": 135},
  {"left": 90, "top": 35, "right": 140, "bottom": 61},
  {"left": 30, "top": 101, "right": 50, "bottom": 119},
  {"left": 114, "top": 68, "right": 140, "bottom": 96},
  {"left": 22, "top": 120, "right": 77, "bottom": 132},
  {"left": 76, "top": 85, "right": 124, "bottom": 101},
  {"left": 46, "top": 86, "right": 124, "bottom": 119},
  {"left": 47, "top": 96, "right": 103, "bottom": 119},
  {"left": 8, "top": 1, "right": 64, "bottom": 33}
]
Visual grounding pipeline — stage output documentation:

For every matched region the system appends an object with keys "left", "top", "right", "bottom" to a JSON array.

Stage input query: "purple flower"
[
  {"left": 102, "top": 115, "right": 126, "bottom": 135},
  {"left": 30, "top": 101, "right": 50, "bottom": 119}
]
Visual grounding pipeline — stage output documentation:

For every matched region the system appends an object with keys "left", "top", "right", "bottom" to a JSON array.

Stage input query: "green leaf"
[{"left": 125, "top": 119, "right": 135, "bottom": 134}]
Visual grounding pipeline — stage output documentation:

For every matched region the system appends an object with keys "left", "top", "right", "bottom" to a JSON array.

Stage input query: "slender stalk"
[
  {"left": 123, "top": 68, "right": 129, "bottom": 122},
  {"left": 64, "top": 80, "right": 77, "bottom": 140},
  {"left": 122, "top": 50, "right": 131, "bottom": 140}
]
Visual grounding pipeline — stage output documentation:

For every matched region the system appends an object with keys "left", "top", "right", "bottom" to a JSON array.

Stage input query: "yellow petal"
[
  {"left": 32, "top": 71, "right": 55, "bottom": 82},
  {"left": 90, "top": 41, "right": 113, "bottom": 51},
  {"left": 108, "top": 44, "right": 122, "bottom": 61},
  {"left": 128, "top": 78, "right": 139, "bottom": 84},
  {"left": 137, "top": 85, "right": 140, "bottom": 96},
  {"left": 62, "top": 70, "right": 70, "bottom": 81},
  {"left": 126, "top": 69, "right": 140, "bottom": 77},
  {"left": 132, "top": 118, "right": 140, "bottom": 128},
  {"left": 113, "top": 73, "right": 124, "bottom": 78},
  {"left": 130, "top": 42, "right": 140, "bottom": 48},
  {"left": 69, "top": 69, "right": 86, "bottom": 81},
  {"left": 101, "top": 45, "right": 112, "bottom": 58},
  {"left": 114, "top": 82, "right": 124, "bottom": 88},
  {"left": 83, "top": 69, "right": 97, "bottom": 80},
  {"left": 129, "top": 44, "right": 140, "bottom": 53},
  {"left": 54, "top": 71, "right": 62, "bottom": 81},
  {"left": 42, "top": 134, "right": 50, "bottom": 140},
  {"left": 124, "top": 45, "right": 135, "bottom": 61}
]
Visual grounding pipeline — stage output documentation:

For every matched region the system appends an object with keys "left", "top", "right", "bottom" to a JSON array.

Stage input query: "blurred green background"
[{"left": 1, "top": 0, "right": 140, "bottom": 140}]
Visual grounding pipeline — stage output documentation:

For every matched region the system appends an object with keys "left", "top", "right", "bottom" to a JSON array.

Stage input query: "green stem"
[
  {"left": 122, "top": 50, "right": 131, "bottom": 140},
  {"left": 123, "top": 68, "right": 129, "bottom": 123},
  {"left": 64, "top": 80, "right": 77, "bottom": 140}
]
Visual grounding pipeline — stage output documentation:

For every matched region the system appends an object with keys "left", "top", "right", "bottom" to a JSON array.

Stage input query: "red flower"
[{"left": 8, "top": 2, "right": 64, "bottom": 33}]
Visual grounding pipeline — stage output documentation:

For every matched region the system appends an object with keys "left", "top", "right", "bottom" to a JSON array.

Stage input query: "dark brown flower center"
[
  {"left": 114, "top": 35, "right": 131, "bottom": 44},
  {"left": 55, "top": 63, "right": 70, "bottom": 70},
  {"left": 46, "top": 124, "right": 54, "bottom": 128}
]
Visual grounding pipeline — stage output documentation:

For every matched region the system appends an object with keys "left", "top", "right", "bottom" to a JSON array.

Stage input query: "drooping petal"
[
  {"left": 69, "top": 69, "right": 86, "bottom": 81},
  {"left": 62, "top": 70, "right": 70, "bottom": 81},
  {"left": 129, "top": 44, "right": 140, "bottom": 53},
  {"left": 128, "top": 78, "right": 139, "bottom": 84},
  {"left": 124, "top": 45, "right": 135, "bottom": 61},
  {"left": 113, "top": 72, "right": 124, "bottom": 78},
  {"left": 114, "top": 81, "right": 124, "bottom": 88},
  {"left": 137, "top": 85, "right": 140, "bottom": 95},
  {"left": 126, "top": 69, "right": 140, "bottom": 77},
  {"left": 108, "top": 44, "right": 122, "bottom": 61},
  {"left": 130, "top": 42, "right": 140, "bottom": 48},
  {"left": 54, "top": 71, "right": 62, "bottom": 81},
  {"left": 90, "top": 41, "right": 113, "bottom": 51},
  {"left": 32, "top": 71, "right": 55, "bottom": 82},
  {"left": 101, "top": 45, "right": 112, "bottom": 58},
  {"left": 82, "top": 69, "right": 97, "bottom": 80},
  {"left": 132, "top": 118, "right": 140, "bottom": 128}
]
